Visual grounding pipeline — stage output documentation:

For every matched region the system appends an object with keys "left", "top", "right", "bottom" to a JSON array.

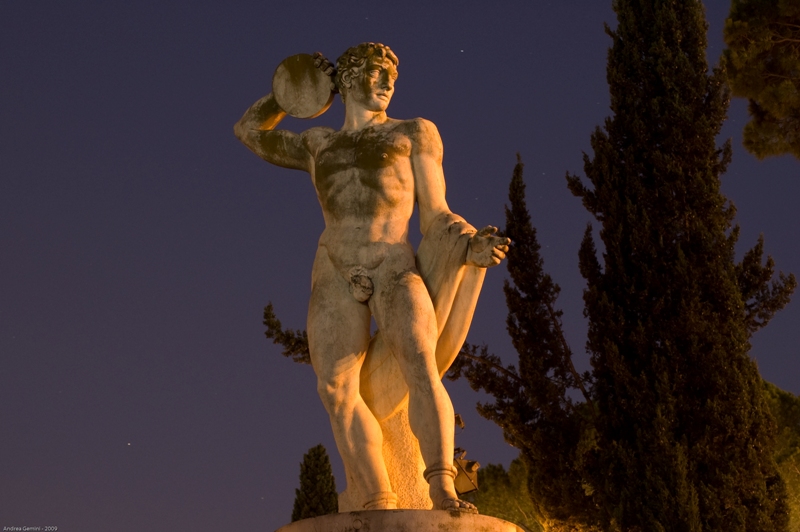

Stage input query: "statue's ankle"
[
  {"left": 423, "top": 462, "right": 458, "bottom": 484},
  {"left": 363, "top": 491, "right": 397, "bottom": 510}
]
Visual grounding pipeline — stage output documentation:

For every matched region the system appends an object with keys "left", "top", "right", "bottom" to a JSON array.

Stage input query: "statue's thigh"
[
  {"left": 372, "top": 270, "right": 438, "bottom": 374},
  {"left": 307, "top": 255, "right": 371, "bottom": 383}
]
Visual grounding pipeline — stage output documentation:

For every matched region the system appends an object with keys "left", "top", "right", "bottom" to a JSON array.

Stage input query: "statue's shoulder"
[
  {"left": 397, "top": 118, "right": 442, "bottom": 156},
  {"left": 301, "top": 125, "right": 335, "bottom": 140},
  {"left": 301, "top": 126, "right": 336, "bottom": 152},
  {"left": 397, "top": 117, "right": 440, "bottom": 138}
]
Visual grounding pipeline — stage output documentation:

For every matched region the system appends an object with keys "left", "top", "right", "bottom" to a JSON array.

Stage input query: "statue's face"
[{"left": 347, "top": 57, "right": 397, "bottom": 112}]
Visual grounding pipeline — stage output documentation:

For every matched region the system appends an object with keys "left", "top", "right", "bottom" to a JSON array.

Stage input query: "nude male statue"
[{"left": 234, "top": 43, "right": 509, "bottom": 512}]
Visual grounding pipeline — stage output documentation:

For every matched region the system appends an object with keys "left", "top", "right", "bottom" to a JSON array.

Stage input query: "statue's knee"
[
  {"left": 316, "top": 381, "right": 337, "bottom": 411},
  {"left": 316, "top": 379, "right": 351, "bottom": 416}
]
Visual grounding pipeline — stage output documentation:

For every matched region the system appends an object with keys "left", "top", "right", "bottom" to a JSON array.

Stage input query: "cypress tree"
[
  {"left": 290, "top": 444, "right": 338, "bottom": 522},
  {"left": 448, "top": 157, "right": 599, "bottom": 531},
  {"left": 566, "top": 0, "right": 796, "bottom": 529}
]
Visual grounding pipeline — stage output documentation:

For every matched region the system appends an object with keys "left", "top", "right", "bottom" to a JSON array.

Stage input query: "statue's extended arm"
[
  {"left": 411, "top": 118, "right": 509, "bottom": 268},
  {"left": 233, "top": 93, "right": 312, "bottom": 172}
]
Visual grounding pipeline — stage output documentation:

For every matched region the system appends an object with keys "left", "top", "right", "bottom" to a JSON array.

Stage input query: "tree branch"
[
  {"left": 773, "top": 22, "right": 800, "bottom": 30},
  {"left": 458, "top": 350, "right": 523, "bottom": 384},
  {"left": 768, "top": 37, "right": 800, "bottom": 45},
  {"left": 546, "top": 304, "right": 594, "bottom": 410}
]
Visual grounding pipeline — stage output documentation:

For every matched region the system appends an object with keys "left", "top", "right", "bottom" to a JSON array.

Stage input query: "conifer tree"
[
  {"left": 290, "top": 444, "right": 338, "bottom": 522},
  {"left": 566, "top": 0, "right": 796, "bottom": 529},
  {"left": 722, "top": 0, "right": 800, "bottom": 159},
  {"left": 448, "top": 158, "right": 599, "bottom": 531}
]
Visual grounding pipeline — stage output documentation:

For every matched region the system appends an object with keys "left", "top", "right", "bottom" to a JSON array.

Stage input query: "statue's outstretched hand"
[
  {"left": 466, "top": 226, "right": 510, "bottom": 268},
  {"left": 312, "top": 52, "right": 337, "bottom": 92}
]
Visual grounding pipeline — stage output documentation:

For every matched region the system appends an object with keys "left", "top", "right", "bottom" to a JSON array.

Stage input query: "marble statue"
[{"left": 234, "top": 43, "right": 509, "bottom": 513}]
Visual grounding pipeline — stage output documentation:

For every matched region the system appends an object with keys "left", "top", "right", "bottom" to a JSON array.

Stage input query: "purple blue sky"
[{"left": 2, "top": 1, "right": 797, "bottom": 530}]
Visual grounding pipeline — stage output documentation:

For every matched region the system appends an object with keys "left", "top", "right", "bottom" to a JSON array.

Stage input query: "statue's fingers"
[
  {"left": 477, "top": 225, "right": 498, "bottom": 237},
  {"left": 314, "top": 53, "right": 335, "bottom": 73}
]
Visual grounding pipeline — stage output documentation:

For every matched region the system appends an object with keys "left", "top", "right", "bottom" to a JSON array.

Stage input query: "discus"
[{"left": 272, "top": 53, "right": 335, "bottom": 119}]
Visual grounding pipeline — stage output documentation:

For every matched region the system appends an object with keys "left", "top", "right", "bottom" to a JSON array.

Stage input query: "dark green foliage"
[
  {"left": 564, "top": 0, "right": 796, "bottom": 529},
  {"left": 763, "top": 381, "right": 800, "bottom": 530},
  {"left": 462, "top": 457, "right": 543, "bottom": 532},
  {"left": 264, "top": 302, "right": 310, "bottom": 364},
  {"left": 447, "top": 158, "right": 600, "bottom": 531},
  {"left": 737, "top": 234, "right": 798, "bottom": 334},
  {"left": 291, "top": 444, "right": 338, "bottom": 522},
  {"left": 722, "top": 0, "right": 800, "bottom": 159}
]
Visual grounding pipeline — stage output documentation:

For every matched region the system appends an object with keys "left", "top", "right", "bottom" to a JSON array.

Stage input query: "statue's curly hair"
[{"left": 335, "top": 42, "right": 398, "bottom": 101}]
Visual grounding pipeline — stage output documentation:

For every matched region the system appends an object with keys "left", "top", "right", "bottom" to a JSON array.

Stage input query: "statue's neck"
[{"left": 342, "top": 102, "right": 388, "bottom": 131}]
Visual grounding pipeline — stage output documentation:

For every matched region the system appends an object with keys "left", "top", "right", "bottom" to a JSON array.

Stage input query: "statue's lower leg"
[
  {"left": 327, "top": 398, "right": 395, "bottom": 509},
  {"left": 406, "top": 383, "right": 477, "bottom": 513},
  {"left": 424, "top": 463, "right": 477, "bottom": 513}
]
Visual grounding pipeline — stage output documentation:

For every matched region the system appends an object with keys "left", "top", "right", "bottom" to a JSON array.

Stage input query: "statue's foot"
[
  {"left": 425, "top": 463, "right": 479, "bottom": 514},
  {"left": 438, "top": 496, "right": 478, "bottom": 513},
  {"left": 430, "top": 484, "right": 478, "bottom": 514}
]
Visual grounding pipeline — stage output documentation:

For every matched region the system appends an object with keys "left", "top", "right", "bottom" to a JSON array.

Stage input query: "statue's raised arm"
[{"left": 233, "top": 53, "right": 336, "bottom": 172}]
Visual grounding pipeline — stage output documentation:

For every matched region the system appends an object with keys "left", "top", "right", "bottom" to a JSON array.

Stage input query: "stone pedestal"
[{"left": 275, "top": 510, "right": 526, "bottom": 532}]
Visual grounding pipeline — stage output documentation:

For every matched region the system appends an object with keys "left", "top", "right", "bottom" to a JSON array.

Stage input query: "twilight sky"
[{"left": 1, "top": 1, "right": 797, "bottom": 530}]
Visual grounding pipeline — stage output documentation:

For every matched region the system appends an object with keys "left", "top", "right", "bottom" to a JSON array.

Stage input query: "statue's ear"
[{"left": 340, "top": 70, "right": 352, "bottom": 90}]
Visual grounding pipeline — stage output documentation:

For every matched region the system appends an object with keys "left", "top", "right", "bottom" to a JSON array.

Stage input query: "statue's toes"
[{"left": 441, "top": 497, "right": 478, "bottom": 514}]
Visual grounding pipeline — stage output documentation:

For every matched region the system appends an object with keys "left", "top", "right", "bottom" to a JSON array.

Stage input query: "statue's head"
[{"left": 336, "top": 42, "right": 399, "bottom": 111}]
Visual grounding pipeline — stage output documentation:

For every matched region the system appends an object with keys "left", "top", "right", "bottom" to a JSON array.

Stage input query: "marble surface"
[{"left": 275, "top": 510, "right": 526, "bottom": 532}]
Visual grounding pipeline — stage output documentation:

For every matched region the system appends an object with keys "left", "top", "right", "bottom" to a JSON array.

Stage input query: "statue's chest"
[{"left": 315, "top": 130, "right": 412, "bottom": 178}]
